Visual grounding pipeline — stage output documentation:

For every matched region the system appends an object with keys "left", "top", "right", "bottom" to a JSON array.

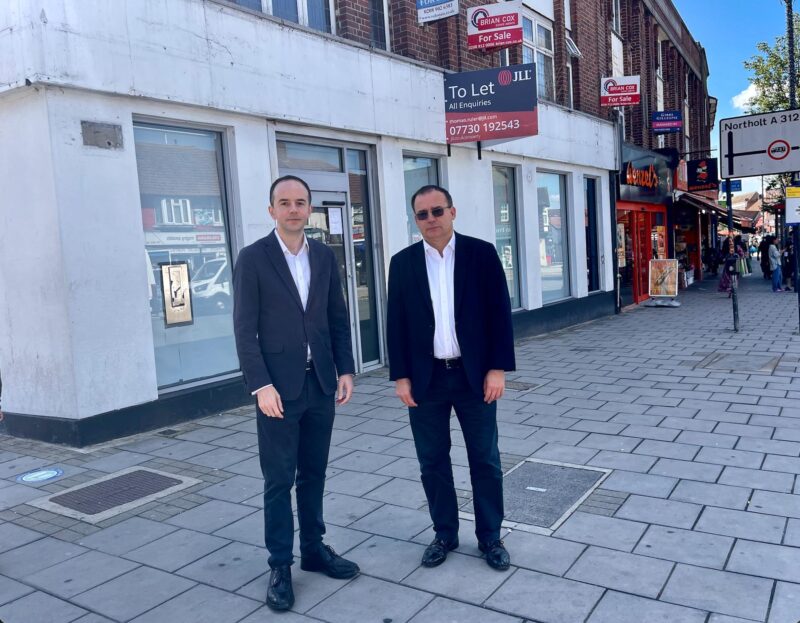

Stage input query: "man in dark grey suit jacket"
[
  {"left": 387, "top": 185, "right": 515, "bottom": 572},
  {"left": 233, "top": 175, "right": 359, "bottom": 612}
]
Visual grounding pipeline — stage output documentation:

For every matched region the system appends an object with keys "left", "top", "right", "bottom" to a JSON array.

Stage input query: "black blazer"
[
  {"left": 387, "top": 232, "right": 515, "bottom": 401},
  {"left": 233, "top": 231, "right": 355, "bottom": 401}
]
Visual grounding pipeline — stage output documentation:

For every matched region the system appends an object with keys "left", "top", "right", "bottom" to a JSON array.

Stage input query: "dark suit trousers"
[
  {"left": 408, "top": 364, "right": 504, "bottom": 544},
  {"left": 256, "top": 370, "right": 334, "bottom": 568}
]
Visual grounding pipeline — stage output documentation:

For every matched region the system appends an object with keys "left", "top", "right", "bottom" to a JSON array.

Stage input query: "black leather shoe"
[
  {"left": 266, "top": 565, "right": 294, "bottom": 611},
  {"left": 479, "top": 539, "right": 510, "bottom": 571},
  {"left": 300, "top": 544, "right": 360, "bottom": 579},
  {"left": 421, "top": 537, "right": 459, "bottom": 568}
]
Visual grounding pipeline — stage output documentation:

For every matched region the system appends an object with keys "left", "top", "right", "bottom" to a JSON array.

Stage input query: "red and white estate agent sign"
[
  {"left": 466, "top": 1, "right": 522, "bottom": 51},
  {"left": 600, "top": 76, "right": 641, "bottom": 106}
]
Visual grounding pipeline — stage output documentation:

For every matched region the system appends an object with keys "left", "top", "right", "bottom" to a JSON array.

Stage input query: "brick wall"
[{"left": 333, "top": 0, "right": 711, "bottom": 155}]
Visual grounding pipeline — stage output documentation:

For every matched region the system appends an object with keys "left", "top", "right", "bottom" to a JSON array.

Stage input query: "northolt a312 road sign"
[{"left": 719, "top": 109, "right": 800, "bottom": 179}]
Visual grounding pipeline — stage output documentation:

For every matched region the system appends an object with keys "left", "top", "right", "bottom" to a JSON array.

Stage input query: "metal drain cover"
[
  {"left": 28, "top": 467, "right": 200, "bottom": 524},
  {"left": 503, "top": 459, "right": 610, "bottom": 532},
  {"left": 696, "top": 352, "right": 780, "bottom": 373}
]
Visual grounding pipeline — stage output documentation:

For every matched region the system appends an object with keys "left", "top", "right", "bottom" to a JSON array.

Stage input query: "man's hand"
[
  {"left": 337, "top": 374, "right": 354, "bottom": 406},
  {"left": 395, "top": 378, "right": 418, "bottom": 407},
  {"left": 256, "top": 386, "right": 284, "bottom": 418},
  {"left": 483, "top": 369, "right": 505, "bottom": 404}
]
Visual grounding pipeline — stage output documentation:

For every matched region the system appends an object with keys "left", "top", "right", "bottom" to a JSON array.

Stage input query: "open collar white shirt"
[
  {"left": 423, "top": 234, "right": 461, "bottom": 359},
  {"left": 276, "top": 230, "right": 310, "bottom": 310}
]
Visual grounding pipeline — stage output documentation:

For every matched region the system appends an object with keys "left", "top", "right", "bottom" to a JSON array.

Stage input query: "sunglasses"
[{"left": 414, "top": 206, "right": 449, "bottom": 221}]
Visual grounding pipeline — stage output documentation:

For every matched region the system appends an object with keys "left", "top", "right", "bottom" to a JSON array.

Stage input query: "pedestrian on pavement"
[
  {"left": 232, "top": 175, "right": 359, "bottom": 612},
  {"left": 718, "top": 237, "right": 736, "bottom": 295},
  {"left": 782, "top": 235, "right": 795, "bottom": 291},
  {"left": 387, "top": 184, "right": 515, "bottom": 572},
  {"left": 768, "top": 235, "right": 784, "bottom": 292},
  {"left": 759, "top": 236, "right": 772, "bottom": 280}
]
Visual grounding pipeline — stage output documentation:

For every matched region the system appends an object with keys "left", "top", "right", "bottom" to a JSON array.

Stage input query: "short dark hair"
[
  {"left": 270, "top": 175, "right": 312, "bottom": 206},
  {"left": 411, "top": 184, "right": 453, "bottom": 212}
]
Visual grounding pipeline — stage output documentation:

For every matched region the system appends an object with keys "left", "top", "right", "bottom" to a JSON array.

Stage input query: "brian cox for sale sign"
[
  {"left": 466, "top": 1, "right": 522, "bottom": 51},
  {"left": 444, "top": 63, "right": 538, "bottom": 144}
]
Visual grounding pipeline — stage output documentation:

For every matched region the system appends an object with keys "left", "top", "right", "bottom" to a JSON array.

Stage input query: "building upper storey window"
[
  {"left": 611, "top": 0, "right": 621, "bottom": 34},
  {"left": 257, "top": 0, "right": 334, "bottom": 33},
  {"left": 521, "top": 13, "right": 555, "bottom": 102}
]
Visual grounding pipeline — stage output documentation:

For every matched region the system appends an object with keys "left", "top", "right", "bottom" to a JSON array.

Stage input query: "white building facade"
[{"left": 0, "top": 0, "right": 616, "bottom": 444}]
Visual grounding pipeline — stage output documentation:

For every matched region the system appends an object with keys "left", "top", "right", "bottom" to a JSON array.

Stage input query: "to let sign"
[
  {"left": 416, "top": 0, "right": 458, "bottom": 23},
  {"left": 600, "top": 76, "right": 641, "bottom": 107},
  {"left": 719, "top": 108, "right": 800, "bottom": 178},
  {"left": 466, "top": 1, "right": 522, "bottom": 51},
  {"left": 444, "top": 64, "right": 538, "bottom": 144}
]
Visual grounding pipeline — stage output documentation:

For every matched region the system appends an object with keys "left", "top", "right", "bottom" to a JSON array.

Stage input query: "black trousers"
[
  {"left": 408, "top": 363, "right": 504, "bottom": 544},
  {"left": 256, "top": 369, "right": 334, "bottom": 568}
]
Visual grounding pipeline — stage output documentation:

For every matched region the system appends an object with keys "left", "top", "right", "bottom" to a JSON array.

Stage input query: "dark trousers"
[
  {"left": 256, "top": 370, "right": 334, "bottom": 568},
  {"left": 408, "top": 364, "right": 504, "bottom": 544}
]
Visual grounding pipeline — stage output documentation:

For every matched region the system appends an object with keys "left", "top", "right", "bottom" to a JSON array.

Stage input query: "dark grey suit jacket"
[{"left": 233, "top": 231, "right": 355, "bottom": 401}]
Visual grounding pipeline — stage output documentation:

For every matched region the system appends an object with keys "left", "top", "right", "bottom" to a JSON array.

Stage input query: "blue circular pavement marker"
[{"left": 16, "top": 468, "right": 64, "bottom": 483}]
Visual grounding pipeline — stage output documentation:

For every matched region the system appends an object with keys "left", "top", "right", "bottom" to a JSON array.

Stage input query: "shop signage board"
[
  {"left": 720, "top": 179, "right": 742, "bottom": 193},
  {"left": 600, "top": 76, "right": 640, "bottom": 107},
  {"left": 444, "top": 63, "right": 538, "bottom": 144},
  {"left": 619, "top": 145, "right": 672, "bottom": 204},
  {"left": 652, "top": 110, "right": 682, "bottom": 134},
  {"left": 649, "top": 259, "right": 679, "bottom": 297},
  {"left": 787, "top": 186, "right": 800, "bottom": 225},
  {"left": 719, "top": 108, "right": 800, "bottom": 178},
  {"left": 416, "top": 0, "right": 458, "bottom": 24},
  {"left": 466, "top": 1, "right": 522, "bottom": 51},
  {"left": 686, "top": 158, "right": 719, "bottom": 192}
]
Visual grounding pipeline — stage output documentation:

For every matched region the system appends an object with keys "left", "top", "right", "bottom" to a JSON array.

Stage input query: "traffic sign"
[
  {"left": 787, "top": 187, "right": 800, "bottom": 225},
  {"left": 719, "top": 108, "right": 800, "bottom": 179},
  {"left": 720, "top": 179, "right": 742, "bottom": 193}
]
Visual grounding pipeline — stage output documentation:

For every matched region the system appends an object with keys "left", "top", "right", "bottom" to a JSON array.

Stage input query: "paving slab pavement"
[{"left": 2, "top": 268, "right": 800, "bottom": 622}]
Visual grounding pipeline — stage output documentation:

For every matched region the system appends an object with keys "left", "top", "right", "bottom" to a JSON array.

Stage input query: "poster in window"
[
  {"left": 648, "top": 259, "right": 679, "bottom": 298},
  {"left": 616, "top": 223, "right": 626, "bottom": 267},
  {"left": 160, "top": 262, "right": 194, "bottom": 327}
]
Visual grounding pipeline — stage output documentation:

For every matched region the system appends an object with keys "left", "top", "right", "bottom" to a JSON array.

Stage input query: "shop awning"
[{"left": 674, "top": 191, "right": 754, "bottom": 232}]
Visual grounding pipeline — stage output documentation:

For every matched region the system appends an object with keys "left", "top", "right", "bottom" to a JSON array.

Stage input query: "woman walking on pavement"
[
  {"left": 783, "top": 235, "right": 796, "bottom": 291},
  {"left": 769, "top": 236, "right": 785, "bottom": 292},
  {"left": 718, "top": 237, "right": 736, "bottom": 295}
]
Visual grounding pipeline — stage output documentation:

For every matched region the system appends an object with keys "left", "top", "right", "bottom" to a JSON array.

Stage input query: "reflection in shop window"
[
  {"left": 492, "top": 166, "right": 521, "bottom": 309},
  {"left": 134, "top": 123, "right": 239, "bottom": 389},
  {"left": 403, "top": 155, "right": 439, "bottom": 245},
  {"left": 537, "top": 172, "right": 571, "bottom": 302}
]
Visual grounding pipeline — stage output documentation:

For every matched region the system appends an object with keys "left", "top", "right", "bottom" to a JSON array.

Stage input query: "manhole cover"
[
  {"left": 503, "top": 459, "right": 610, "bottom": 532},
  {"left": 696, "top": 352, "right": 780, "bottom": 373},
  {"left": 28, "top": 467, "right": 200, "bottom": 524}
]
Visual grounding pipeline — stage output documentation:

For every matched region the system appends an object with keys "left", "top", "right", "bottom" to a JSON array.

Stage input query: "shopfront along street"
[{"left": 2, "top": 0, "right": 800, "bottom": 620}]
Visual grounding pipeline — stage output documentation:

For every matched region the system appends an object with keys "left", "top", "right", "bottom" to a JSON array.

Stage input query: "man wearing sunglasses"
[{"left": 387, "top": 184, "right": 515, "bottom": 571}]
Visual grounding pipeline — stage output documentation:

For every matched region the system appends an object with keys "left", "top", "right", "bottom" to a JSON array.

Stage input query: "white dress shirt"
[
  {"left": 252, "top": 231, "right": 310, "bottom": 395},
  {"left": 423, "top": 234, "right": 461, "bottom": 359}
]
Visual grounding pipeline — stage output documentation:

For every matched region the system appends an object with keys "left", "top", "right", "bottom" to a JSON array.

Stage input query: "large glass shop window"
[
  {"left": 403, "top": 156, "right": 439, "bottom": 244},
  {"left": 537, "top": 172, "right": 571, "bottom": 302},
  {"left": 134, "top": 124, "right": 239, "bottom": 388},
  {"left": 492, "top": 165, "right": 521, "bottom": 308}
]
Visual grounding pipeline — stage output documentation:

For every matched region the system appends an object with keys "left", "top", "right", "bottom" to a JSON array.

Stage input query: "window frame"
[
  {"left": 521, "top": 12, "right": 555, "bottom": 102},
  {"left": 491, "top": 163, "right": 523, "bottom": 310},
  {"left": 536, "top": 170, "right": 572, "bottom": 304},
  {"left": 611, "top": 0, "right": 622, "bottom": 34},
  {"left": 263, "top": 0, "right": 337, "bottom": 34}
]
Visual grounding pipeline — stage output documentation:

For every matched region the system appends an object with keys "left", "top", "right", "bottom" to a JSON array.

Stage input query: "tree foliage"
[
  {"left": 742, "top": 13, "right": 800, "bottom": 114},
  {"left": 741, "top": 11, "right": 800, "bottom": 197}
]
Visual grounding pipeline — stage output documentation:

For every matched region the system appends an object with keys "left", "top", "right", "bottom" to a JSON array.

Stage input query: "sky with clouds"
[{"left": 672, "top": 0, "right": 790, "bottom": 194}]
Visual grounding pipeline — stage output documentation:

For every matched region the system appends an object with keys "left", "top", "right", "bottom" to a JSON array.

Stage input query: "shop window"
[
  {"left": 403, "top": 155, "right": 439, "bottom": 245},
  {"left": 493, "top": 166, "right": 521, "bottom": 308},
  {"left": 134, "top": 123, "right": 239, "bottom": 389},
  {"left": 584, "top": 178, "right": 601, "bottom": 292},
  {"left": 269, "top": 0, "right": 333, "bottom": 33},
  {"left": 537, "top": 172, "right": 571, "bottom": 302}
]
